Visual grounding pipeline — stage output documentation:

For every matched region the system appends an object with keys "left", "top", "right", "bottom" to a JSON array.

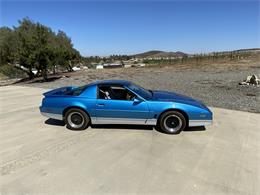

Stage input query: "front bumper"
[{"left": 189, "top": 120, "right": 212, "bottom": 127}]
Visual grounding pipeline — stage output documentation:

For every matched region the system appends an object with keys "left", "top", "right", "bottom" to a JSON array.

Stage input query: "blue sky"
[{"left": 1, "top": 0, "right": 259, "bottom": 56}]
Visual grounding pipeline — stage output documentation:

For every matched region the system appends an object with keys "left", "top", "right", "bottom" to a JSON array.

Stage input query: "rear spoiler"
[{"left": 43, "top": 86, "right": 75, "bottom": 97}]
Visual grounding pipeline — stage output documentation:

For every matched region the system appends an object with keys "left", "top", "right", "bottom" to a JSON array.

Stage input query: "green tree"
[
  {"left": 15, "top": 18, "right": 39, "bottom": 79},
  {"left": 0, "top": 27, "right": 18, "bottom": 65},
  {"left": 0, "top": 18, "right": 82, "bottom": 80}
]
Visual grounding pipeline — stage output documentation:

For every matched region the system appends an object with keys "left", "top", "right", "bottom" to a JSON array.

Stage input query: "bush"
[{"left": 0, "top": 64, "right": 27, "bottom": 79}]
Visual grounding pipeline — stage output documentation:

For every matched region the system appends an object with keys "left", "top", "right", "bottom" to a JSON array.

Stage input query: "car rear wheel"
[
  {"left": 159, "top": 111, "right": 186, "bottom": 134},
  {"left": 65, "top": 108, "right": 90, "bottom": 130}
]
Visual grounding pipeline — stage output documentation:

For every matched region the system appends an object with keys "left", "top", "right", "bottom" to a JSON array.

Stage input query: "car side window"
[
  {"left": 98, "top": 85, "right": 136, "bottom": 101},
  {"left": 65, "top": 86, "right": 87, "bottom": 96}
]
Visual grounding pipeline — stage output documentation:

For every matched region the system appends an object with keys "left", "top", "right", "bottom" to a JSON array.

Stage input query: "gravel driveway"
[{"left": 18, "top": 65, "right": 260, "bottom": 113}]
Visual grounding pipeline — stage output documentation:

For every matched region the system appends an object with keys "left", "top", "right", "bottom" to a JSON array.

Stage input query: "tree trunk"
[
  {"left": 53, "top": 65, "right": 56, "bottom": 75},
  {"left": 68, "top": 65, "right": 73, "bottom": 72},
  {"left": 68, "top": 60, "right": 74, "bottom": 72},
  {"left": 28, "top": 66, "right": 34, "bottom": 80},
  {"left": 35, "top": 68, "right": 41, "bottom": 77},
  {"left": 42, "top": 67, "right": 48, "bottom": 81}
]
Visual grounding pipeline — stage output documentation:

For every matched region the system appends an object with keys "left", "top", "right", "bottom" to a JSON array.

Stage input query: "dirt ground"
[
  {"left": 14, "top": 63, "right": 260, "bottom": 113},
  {"left": 0, "top": 85, "right": 260, "bottom": 195}
]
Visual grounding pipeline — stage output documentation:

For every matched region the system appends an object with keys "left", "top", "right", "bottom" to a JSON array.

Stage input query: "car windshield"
[{"left": 127, "top": 83, "right": 153, "bottom": 100}]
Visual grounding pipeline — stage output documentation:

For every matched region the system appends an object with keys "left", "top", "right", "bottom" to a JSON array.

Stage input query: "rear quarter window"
[{"left": 65, "top": 86, "right": 88, "bottom": 96}]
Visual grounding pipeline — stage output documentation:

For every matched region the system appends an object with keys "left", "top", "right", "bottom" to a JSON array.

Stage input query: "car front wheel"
[
  {"left": 159, "top": 111, "right": 186, "bottom": 134},
  {"left": 65, "top": 108, "right": 90, "bottom": 130}
]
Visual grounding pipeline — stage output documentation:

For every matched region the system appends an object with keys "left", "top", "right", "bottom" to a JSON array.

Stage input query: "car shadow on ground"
[
  {"left": 14, "top": 75, "right": 62, "bottom": 84},
  {"left": 45, "top": 119, "right": 206, "bottom": 133},
  {"left": 45, "top": 118, "right": 65, "bottom": 126},
  {"left": 91, "top": 124, "right": 154, "bottom": 131},
  {"left": 154, "top": 125, "right": 206, "bottom": 134},
  {"left": 184, "top": 126, "right": 206, "bottom": 132}
]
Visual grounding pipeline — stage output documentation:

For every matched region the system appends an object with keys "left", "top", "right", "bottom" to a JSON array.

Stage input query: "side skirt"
[{"left": 91, "top": 117, "right": 157, "bottom": 125}]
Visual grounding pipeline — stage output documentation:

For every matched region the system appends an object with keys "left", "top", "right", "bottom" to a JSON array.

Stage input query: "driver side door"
[{"left": 95, "top": 85, "right": 149, "bottom": 124}]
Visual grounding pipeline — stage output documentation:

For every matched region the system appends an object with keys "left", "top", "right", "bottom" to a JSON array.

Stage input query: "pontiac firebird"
[{"left": 40, "top": 80, "right": 212, "bottom": 134}]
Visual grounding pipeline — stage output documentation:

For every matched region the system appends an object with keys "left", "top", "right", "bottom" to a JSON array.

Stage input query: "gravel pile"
[{"left": 17, "top": 66, "right": 260, "bottom": 113}]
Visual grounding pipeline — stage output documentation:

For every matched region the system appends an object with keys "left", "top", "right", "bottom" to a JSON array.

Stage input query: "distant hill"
[
  {"left": 133, "top": 50, "right": 187, "bottom": 58},
  {"left": 232, "top": 48, "right": 260, "bottom": 53},
  {"left": 132, "top": 48, "right": 260, "bottom": 59},
  {"left": 207, "top": 48, "right": 260, "bottom": 54},
  {"left": 132, "top": 50, "right": 163, "bottom": 58}
]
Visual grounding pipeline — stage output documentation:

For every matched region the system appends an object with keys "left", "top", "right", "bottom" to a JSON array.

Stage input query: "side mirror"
[{"left": 133, "top": 97, "right": 142, "bottom": 103}]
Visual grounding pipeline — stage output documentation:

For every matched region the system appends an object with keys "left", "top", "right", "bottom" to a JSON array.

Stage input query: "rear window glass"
[{"left": 65, "top": 85, "right": 87, "bottom": 96}]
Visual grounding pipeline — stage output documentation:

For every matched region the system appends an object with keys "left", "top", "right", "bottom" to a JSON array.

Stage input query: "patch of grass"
[
  {"left": 0, "top": 64, "right": 27, "bottom": 79},
  {"left": 0, "top": 72, "right": 8, "bottom": 79}
]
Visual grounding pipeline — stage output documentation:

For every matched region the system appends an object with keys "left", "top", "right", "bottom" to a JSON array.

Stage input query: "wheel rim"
[
  {"left": 163, "top": 115, "right": 182, "bottom": 133},
  {"left": 67, "top": 112, "right": 84, "bottom": 128}
]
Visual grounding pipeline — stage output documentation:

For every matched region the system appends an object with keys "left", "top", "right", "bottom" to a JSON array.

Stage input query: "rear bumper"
[
  {"left": 189, "top": 120, "right": 212, "bottom": 127},
  {"left": 40, "top": 106, "right": 63, "bottom": 120},
  {"left": 41, "top": 112, "right": 63, "bottom": 120}
]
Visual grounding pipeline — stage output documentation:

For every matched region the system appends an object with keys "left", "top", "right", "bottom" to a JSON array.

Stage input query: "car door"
[{"left": 95, "top": 85, "right": 150, "bottom": 124}]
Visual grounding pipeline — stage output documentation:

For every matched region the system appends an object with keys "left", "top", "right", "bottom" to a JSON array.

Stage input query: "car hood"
[{"left": 151, "top": 90, "right": 207, "bottom": 109}]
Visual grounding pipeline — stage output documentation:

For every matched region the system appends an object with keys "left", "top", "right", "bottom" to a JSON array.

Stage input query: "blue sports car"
[{"left": 40, "top": 80, "right": 212, "bottom": 134}]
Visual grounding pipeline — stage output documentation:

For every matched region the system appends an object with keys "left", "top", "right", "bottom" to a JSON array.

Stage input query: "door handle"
[{"left": 97, "top": 103, "right": 105, "bottom": 106}]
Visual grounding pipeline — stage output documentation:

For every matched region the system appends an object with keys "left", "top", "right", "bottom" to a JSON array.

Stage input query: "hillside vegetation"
[
  {"left": 132, "top": 50, "right": 187, "bottom": 58},
  {"left": 0, "top": 18, "right": 81, "bottom": 80},
  {"left": 140, "top": 49, "right": 260, "bottom": 67}
]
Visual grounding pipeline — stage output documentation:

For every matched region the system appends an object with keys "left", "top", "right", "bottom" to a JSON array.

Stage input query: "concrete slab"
[{"left": 0, "top": 86, "right": 259, "bottom": 194}]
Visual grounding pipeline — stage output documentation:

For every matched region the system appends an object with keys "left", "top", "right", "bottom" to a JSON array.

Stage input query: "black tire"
[
  {"left": 159, "top": 111, "right": 186, "bottom": 134},
  {"left": 65, "top": 108, "right": 90, "bottom": 130}
]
